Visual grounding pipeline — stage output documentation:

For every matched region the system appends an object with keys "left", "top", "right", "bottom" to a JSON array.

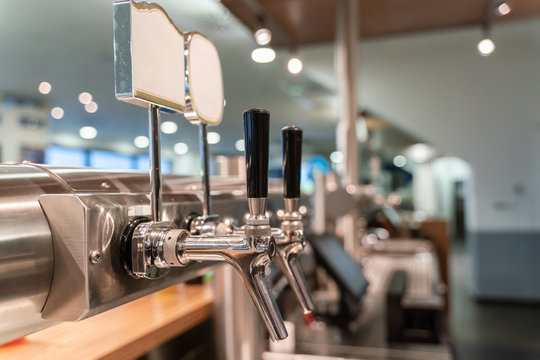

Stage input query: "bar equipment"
[
  {"left": 125, "top": 108, "right": 287, "bottom": 341},
  {"left": 182, "top": 15, "right": 315, "bottom": 335},
  {"left": 273, "top": 126, "right": 316, "bottom": 319},
  {"left": 114, "top": 0, "right": 287, "bottom": 341},
  {"left": 0, "top": 0, "right": 311, "bottom": 348}
]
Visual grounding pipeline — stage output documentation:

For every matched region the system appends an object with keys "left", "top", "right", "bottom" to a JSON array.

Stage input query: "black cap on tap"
[
  {"left": 243, "top": 108, "right": 270, "bottom": 198},
  {"left": 281, "top": 126, "right": 302, "bottom": 199}
]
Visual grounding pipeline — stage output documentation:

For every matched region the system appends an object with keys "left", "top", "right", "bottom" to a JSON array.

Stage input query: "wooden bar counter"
[{"left": 0, "top": 284, "right": 214, "bottom": 360}]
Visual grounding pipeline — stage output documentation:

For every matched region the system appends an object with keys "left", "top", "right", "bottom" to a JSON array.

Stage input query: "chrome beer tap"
[
  {"left": 126, "top": 108, "right": 287, "bottom": 342},
  {"left": 273, "top": 126, "right": 316, "bottom": 320},
  {"left": 214, "top": 121, "right": 317, "bottom": 320},
  {"left": 114, "top": 0, "right": 287, "bottom": 344}
]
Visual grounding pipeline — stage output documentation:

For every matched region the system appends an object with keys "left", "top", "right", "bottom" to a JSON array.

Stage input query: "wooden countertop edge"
[
  {"left": 0, "top": 285, "right": 215, "bottom": 360},
  {"left": 102, "top": 299, "right": 214, "bottom": 360}
]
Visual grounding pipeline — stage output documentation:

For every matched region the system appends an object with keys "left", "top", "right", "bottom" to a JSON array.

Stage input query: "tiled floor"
[{"left": 450, "top": 241, "right": 540, "bottom": 359}]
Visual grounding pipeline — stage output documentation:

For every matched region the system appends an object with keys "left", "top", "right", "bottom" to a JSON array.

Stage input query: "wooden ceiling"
[{"left": 221, "top": 0, "right": 540, "bottom": 46}]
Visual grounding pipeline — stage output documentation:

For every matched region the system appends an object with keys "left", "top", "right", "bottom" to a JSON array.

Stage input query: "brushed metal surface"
[
  {"left": 39, "top": 192, "right": 213, "bottom": 321},
  {"left": 0, "top": 164, "right": 252, "bottom": 344},
  {"left": 0, "top": 165, "right": 65, "bottom": 343},
  {"left": 214, "top": 265, "right": 266, "bottom": 360}
]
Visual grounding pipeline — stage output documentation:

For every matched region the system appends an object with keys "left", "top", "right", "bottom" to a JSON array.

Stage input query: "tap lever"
[
  {"left": 281, "top": 126, "right": 303, "bottom": 200},
  {"left": 249, "top": 264, "right": 288, "bottom": 341},
  {"left": 144, "top": 227, "right": 288, "bottom": 341},
  {"left": 243, "top": 108, "right": 270, "bottom": 200},
  {"left": 273, "top": 229, "right": 316, "bottom": 314},
  {"left": 277, "top": 125, "right": 315, "bottom": 314},
  {"left": 243, "top": 108, "right": 271, "bottom": 239},
  {"left": 240, "top": 108, "right": 288, "bottom": 338}
]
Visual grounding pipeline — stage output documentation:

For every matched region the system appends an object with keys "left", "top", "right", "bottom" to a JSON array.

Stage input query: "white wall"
[
  {"left": 302, "top": 18, "right": 540, "bottom": 232},
  {"left": 432, "top": 157, "right": 472, "bottom": 225},
  {"left": 356, "top": 19, "right": 540, "bottom": 232},
  {"left": 350, "top": 20, "right": 540, "bottom": 300},
  {"left": 411, "top": 163, "right": 438, "bottom": 216}
]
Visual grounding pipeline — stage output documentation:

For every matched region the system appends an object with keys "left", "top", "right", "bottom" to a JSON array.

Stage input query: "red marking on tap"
[
  {"left": 2, "top": 337, "right": 26, "bottom": 347},
  {"left": 303, "top": 311, "right": 315, "bottom": 325}
]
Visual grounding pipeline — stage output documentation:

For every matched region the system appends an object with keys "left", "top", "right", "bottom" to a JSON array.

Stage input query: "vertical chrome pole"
[
  {"left": 336, "top": 0, "right": 360, "bottom": 255},
  {"left": 335, "top": 0, "right": 359, "bottom": 187},
  {"left": 199, "top": 123, "right": 212, "bottom": 216},
  {"left": 149, "top": 104, "right": 162, "bottom": 222},
  {"left": 311, "top": 171, "right": 326, "bottom": 235}
]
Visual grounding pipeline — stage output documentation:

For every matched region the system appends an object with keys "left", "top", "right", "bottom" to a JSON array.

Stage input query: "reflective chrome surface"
[
  {"left": 284, "top": 198, "right": 300, "bottom": 215},
  {"left": 0, "top": 164, "right": 237, "bottom": 344},
  {"left": 178, "top": 229, "right": 287, "bottom": 342},
  {"left": 198, "top": 123, "right": 212, "bottom": 216},
  {"left": 0, "top": 165, "right": 64, "bottom": 343},
  {"left": 38, "top": 191, "right": 209, "bottom": 321},
  {"left": 214, "top": 265, "right": 265, "bottom": 360},
  {"left": 129, "top": 219, "right": 287, "bottom": 341},
  {"left": 246, "top": 198, "right": 271, "bottom": 239},
  {"left": 190, "top": 214, "right": 222, "bottom": 235},
  {"left": 248, "top": 197, "right": 268, "bottom": 217},
  {"left": 274, "top": 229, "right": 315, "bottom": 315},
  {"left": 149, "top": 104, "right": 163, "bottom": 222},
  {"left": 274, "top": 197, "right": 316, "bottom": 315}
]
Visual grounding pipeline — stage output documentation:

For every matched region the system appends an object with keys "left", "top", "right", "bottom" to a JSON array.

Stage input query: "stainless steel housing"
[
  {"left": 0, "top": 164, "right": 251, "bottom": 344},
  {"left": 274, "top": 197, "right": 316, "bottom": 315}
]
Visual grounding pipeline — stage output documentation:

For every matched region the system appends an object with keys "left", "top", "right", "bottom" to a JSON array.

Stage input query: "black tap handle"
[
  {"left": 281, "top": 126, "right": 302, "bottom": 199},
  {"left": 243, "top": 108, "right": 270, "bottom": 199}
]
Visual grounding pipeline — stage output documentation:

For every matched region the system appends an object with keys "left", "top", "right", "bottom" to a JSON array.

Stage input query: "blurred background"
[{"left": 1, "top": 0, "right": 540, "bottom": 358}]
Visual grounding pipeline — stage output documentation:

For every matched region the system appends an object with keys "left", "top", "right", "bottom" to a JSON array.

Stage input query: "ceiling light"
[
  {"left": 85, "top": 101, "right": 99, "bottom": 113},
  {"left": 160, "top": 121, "right": 178, "bottom": 134},
  {"left": 38, "top": 82, "right": 51, "bottom": 95},
  {"left": 174, "top": 142, "right": 189, "bottom": 155},
  {"left": 406, "top": 143, "right": 435, "bottom": 163},
  {"left": 50, "top": 107, "right": 64, "bottom": 119},
  {"left": 356, "top": 117, "right": 369, "bottom": 142},
  {"left": 207, "top": 132, "right": 221, "bottom": 144},
  {"left": 393, "top": 155, "right": 407, "bottom": 168},
  {"left": 287, "top": 57, "right": 303, "bottom": 74},
  {"left": 330, "top": 151, "right": 343, "bottom": 164},
  {"left": 79, "top": 126, "right": 97, "bottom": 140},
  {"left": 254, "top": 28, "right": 272, "bottom": 46},
  {"left": 78, "top": 92, "right": 93, "bottom": 104},
  {"left": 477, "top": 38, "right": 495, "bottom": 56},
  {"left": 134, "top": 136, "right": 149, "bottom": 149},
  {"left": 251, "top": 48, "right": 276, "bottom": 63},
  {"left": 497, "top": 2, "right": 511, "bottom": 16},
  {"left": 235, "top": 139, "right": 245, "bottom": 152}
]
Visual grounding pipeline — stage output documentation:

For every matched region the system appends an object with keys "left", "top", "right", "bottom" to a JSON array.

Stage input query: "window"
[
  {"left": 89, "top": 150, "right": 133, "bottom": 170},
  {"left": 45, "top": 145, "right": 87, "bottom": 167},
  {"left": 135, "top": 155, "right": 171, "bottom": 174}
]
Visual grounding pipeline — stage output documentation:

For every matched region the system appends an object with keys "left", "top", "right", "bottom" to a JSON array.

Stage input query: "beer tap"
[
  {"left": 114, "top": 1, "right": 288, "bottom": 344},
  {"left": 214, "top": 118, "right": 316, "bottom": 319},
  {"left": 273, "top": 126, "right": 316, "bottom": 321},
  {"left": 126, "top": 108, "right": 287, "bottom": 342}
]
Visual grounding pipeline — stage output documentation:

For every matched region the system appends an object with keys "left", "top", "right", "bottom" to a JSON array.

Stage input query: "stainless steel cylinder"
[
  {"left": 0, "top": 164, "right": 207, "bottom": 343},
  {"left": 0, "top": 164, "right": 66, "bottom": 342},
  {"left": 0, "top": 163, "right": 284, "bottom": 348}
]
